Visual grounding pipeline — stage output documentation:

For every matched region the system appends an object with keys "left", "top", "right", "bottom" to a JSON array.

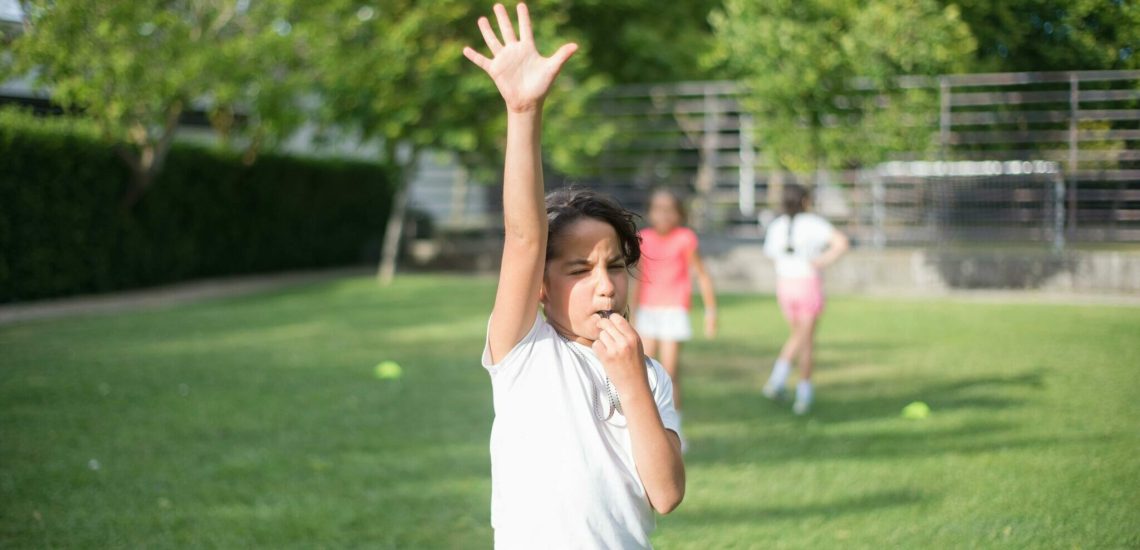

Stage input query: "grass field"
[{"left": 2, "top": 275, "right": 1138, "bottom": 548}]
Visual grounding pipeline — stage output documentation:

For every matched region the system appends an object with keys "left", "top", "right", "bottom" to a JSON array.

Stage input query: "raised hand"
[{"left": 462, "top": 3, "right": 578, "bottom": 113}]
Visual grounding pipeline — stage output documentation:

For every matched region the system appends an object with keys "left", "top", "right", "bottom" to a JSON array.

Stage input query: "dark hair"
[
  {"left": 545, "top": 188, "right": 641, "bottom": 267},
  {"left": 782, "top": 184, "right": 810, "bottom": 254},
  {"left": 650, "top": 188, "right": 687, "bottom": 224}
]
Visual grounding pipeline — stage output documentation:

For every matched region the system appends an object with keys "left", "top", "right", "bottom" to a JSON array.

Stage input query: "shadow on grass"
[
  {"left": 808, "top": 369, "right": 1048, "bottom": 424},
  {"left": 695, "top": 368, "right": 1048, "bottom": 427},
  {"left": 694, "top": 420, "right": 1115, "bottom": 469},
  {"left": 686, "top": 368, "right": 1059, "bottom": 466},
  {"left": 671, "top": 490, "right": 930, "bottom": 525}
]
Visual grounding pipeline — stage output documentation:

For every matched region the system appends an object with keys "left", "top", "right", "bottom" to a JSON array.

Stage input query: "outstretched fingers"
[
  {"left": 493, "top": 3, "right": 517, "bottom": 44},
  {"left": 548, "top": 43, "right": 579, "bottom": 71},
  {"left": 477, "top": 17, "right": 503, "bottom": 54},
  {"left": 516, "top": 3, "right": 533, "bottom": 43},
  {"left": 462, "top": 47, "right": 491, "bottom": 71}
]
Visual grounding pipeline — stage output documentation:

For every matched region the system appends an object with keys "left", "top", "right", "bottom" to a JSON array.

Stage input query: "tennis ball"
[
  {"left": 902, "top": 401, "right": 930, "bottom": 420},
  {"left": 375, "top": 360, "right": 403, "bottom": 380}
]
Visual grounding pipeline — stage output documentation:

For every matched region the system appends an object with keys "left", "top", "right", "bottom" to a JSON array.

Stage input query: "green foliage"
[
  {"left": 709, "top": 0, "right": 975, "bottom": 171},
  {"left": 946, "top": 0, "right": 1140, "bottom": 71},
  {"left": 304, "top": 1, "right": 617, "bottom": 178},
  {"left": 1, "top": 1, "right": 655, "bottom": 183},
  {"left": 2, "top": 1, "right": 314, "bottom": 192},
  {"left": 1, "top": 275, "right": 1138, "bottom": 546},
  {"left": 566, "top": 0, "right": 721, "bottom": 84},
  {"left": 0, "top": 108, "right": 394, "bottom": 302}
]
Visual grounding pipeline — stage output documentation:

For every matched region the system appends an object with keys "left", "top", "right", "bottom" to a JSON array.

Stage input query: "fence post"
[
  {"left": 1068, "top": 73, "right": 1079, "bottom": 239},
  {"left": 1053, "top": 173, "right": 1066, "bottom": 253},
  {"left": 872, "top": 168, "right": 886, "bottom": 249},
  {"left": 450, "top": 158, "right": 469, "bottom": 228},
  {"left": 738, "top": 113, "right": 756, "bottom": 218},
  {"left": 693, "top": 85, "right": 720, "bottom": 231}
]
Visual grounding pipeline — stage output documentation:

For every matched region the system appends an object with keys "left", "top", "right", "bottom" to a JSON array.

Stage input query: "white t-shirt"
[
  {"left": 763, "top": 213, "right": 836, "bottom": 279},
  {"left": 481, "top": 312, "right": 682, "bottom": 550}
]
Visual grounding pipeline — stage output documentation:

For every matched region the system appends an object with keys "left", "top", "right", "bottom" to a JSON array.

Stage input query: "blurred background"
[{"left": 1, "top": 1, "right": 1138, "bottom": 548}]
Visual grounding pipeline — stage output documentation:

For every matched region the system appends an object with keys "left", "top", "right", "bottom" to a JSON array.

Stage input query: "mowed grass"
[{"left": 1, "top": 275, "right": 1138, "bottom": 548}]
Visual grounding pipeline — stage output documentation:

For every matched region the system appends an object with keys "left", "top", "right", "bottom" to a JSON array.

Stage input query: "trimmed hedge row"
[{"left": 0, "top": 110, "right": 396, "bottom": 302}]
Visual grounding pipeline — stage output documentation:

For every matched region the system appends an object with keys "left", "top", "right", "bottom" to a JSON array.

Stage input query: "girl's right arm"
[
  {"left": 463, "top": 3, "right": 578, "bottom": 363},
  {"left": 812, "top": 229, "right": 850, "bottom": 270}
]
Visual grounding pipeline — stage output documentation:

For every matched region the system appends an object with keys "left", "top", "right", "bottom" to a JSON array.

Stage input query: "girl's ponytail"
[{"left": 781, "top": 184, "right": 809, "bottom": 254}]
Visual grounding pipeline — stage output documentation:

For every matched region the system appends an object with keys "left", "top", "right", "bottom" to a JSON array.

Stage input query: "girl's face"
[
  {"left": 542, "top": 218, "right": 629, "bottom": 344},
  {"left": 648, "top": 192, "right": 682, "bottom": 233}
]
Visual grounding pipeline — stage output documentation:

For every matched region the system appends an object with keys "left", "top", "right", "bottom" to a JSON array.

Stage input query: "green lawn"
[{"left": 2, "top": 275, "right": 1138, "bottom": 548}]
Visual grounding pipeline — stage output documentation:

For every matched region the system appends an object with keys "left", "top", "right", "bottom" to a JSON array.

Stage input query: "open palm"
[{"left": 463, "top": 3, "right": 578, "bottom": 113}]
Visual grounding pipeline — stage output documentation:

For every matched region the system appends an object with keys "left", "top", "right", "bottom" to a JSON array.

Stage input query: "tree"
[
  {"left": 1, "top": 1, "right": 624, "bottom": 281},
  {"left": 305, "top": 0, "right": 614, "bottom": 283},
  {"left": 708, "top": 0, "right": 975, "bottom": 174},
  {"left": 1, "top": 1, "right": 312, "bottom": 206},
  {"left": 565, "top": 0, "right": 721, "bottom": 84},
  {"left": 945, "top": 0, "right": 1140, "bottom": 72}
]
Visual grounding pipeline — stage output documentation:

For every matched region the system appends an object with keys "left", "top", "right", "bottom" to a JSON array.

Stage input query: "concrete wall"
[
  {"left": 700, "top": 238, "right": 1140, "bottom": 295},
  {"left": 408, "top": 232, "right": 1139, "bottom": 295}
]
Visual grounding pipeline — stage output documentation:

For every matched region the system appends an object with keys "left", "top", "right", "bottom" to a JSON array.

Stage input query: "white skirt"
[{"left": 635, "top": 306, "right": 692, "bottom": 342}]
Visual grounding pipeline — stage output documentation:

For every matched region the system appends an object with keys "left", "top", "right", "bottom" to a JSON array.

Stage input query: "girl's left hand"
[
  {"left": 704, "top": 312, "right": 717, "bottom": 339},
  {"left": 593, "top": 314, "right": 650, "bottom": 395}
]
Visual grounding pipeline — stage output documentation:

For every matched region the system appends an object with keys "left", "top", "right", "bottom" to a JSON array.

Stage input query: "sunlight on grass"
[{"left": 1, "top": 275, "right": 1138, "bottom": 548}]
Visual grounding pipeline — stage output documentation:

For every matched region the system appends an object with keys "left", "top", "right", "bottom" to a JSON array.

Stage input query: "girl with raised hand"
[{"left": 463, "top": 4, "right": 684, "bottom": 548}]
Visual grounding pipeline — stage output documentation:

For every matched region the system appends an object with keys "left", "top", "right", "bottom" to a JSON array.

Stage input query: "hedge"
[{"left": 0, "top": 109, "right": 396, "bottom": 302}]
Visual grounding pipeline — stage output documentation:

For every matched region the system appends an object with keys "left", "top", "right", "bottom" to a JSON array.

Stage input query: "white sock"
[
  {"left": 768, "top": 359, "right": 791, "bottom": 388},
  {"left": 796, "top": 380, "right": 813, "bottom": 403}
]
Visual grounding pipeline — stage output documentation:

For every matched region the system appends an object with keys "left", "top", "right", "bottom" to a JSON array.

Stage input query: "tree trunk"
[
  {"left": 117, "top": 102, "right": 184, "bottom": 209},
  {"left": 377, "top": 153, "right": 418, "bottom": 286},
  {"left": 120, "top": 167, "right": 152, "bottom": 209}
]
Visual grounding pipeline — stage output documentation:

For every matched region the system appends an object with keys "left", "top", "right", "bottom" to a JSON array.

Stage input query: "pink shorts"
[{"left": 776, "top": 276, "right": 824, "bottom": 321}]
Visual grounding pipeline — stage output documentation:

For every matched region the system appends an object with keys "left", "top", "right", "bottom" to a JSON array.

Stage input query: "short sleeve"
[
  {"left": 481, "top": 312, "right": 544, "bottom": 376},
  {"left": 683, "top": 227, "right": 699, "bottom": 255},
  {"left": 648, "top": 358, "right": 683, "bottom": 439},
  {"left": 807, "top": 214, "right": 835, "bottom": 243}
]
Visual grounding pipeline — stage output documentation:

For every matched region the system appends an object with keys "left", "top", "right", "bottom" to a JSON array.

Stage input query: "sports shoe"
[
  {"left": 792, "top": 381, "right": 813, "bottom": 415},
  {"left": 792, "top": 396, "right": 812, "bottom": 415},
  {"left": 762, "top": 382, "right": 786, "bottom": 400}
]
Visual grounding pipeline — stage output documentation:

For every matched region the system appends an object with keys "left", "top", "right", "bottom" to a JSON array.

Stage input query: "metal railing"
[
  {"left": 408, "top": 71, "right": 1139, "bottom": 249},
  {"left": 570, "top": 70, "right": 1140, "bottom": 246}
]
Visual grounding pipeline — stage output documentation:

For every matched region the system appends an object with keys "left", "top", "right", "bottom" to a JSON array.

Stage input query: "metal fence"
[
  {"left": 566, "top": 70, "right": 1140, "bottom": 247},
  {"left": 408, "top": 71, "right": 1139, "bottom": 249}
]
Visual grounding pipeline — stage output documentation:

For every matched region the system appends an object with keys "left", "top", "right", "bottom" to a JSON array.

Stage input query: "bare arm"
[
  {"left": 812, "top": 229, "right": 850, "bottom": 270},
  {"left": 688, "top": 248, "right": 717, "bottom": 338},
  {"left": 594, "top": 315, "right": 685, "bottom": 513},
  {"left": 463, "top": 3, "right": 578, "bottom": 363}
]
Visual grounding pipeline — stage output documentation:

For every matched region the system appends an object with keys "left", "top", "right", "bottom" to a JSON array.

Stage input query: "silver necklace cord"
[{"left": 560, "top": 335, "right": 657, "bottom": 423}]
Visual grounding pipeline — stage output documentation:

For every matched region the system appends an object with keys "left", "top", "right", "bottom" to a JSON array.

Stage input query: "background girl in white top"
[
  {"left": 761, "top": 183, "right": 849, "bottom": 414},
  {"left": 463, "top": 4, "right": 684, "bottom": 548}
]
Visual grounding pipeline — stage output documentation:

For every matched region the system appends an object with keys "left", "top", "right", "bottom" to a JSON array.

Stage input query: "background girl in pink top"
[{"left": 632, "top": 189, "right": 717, "bottom": 445}]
